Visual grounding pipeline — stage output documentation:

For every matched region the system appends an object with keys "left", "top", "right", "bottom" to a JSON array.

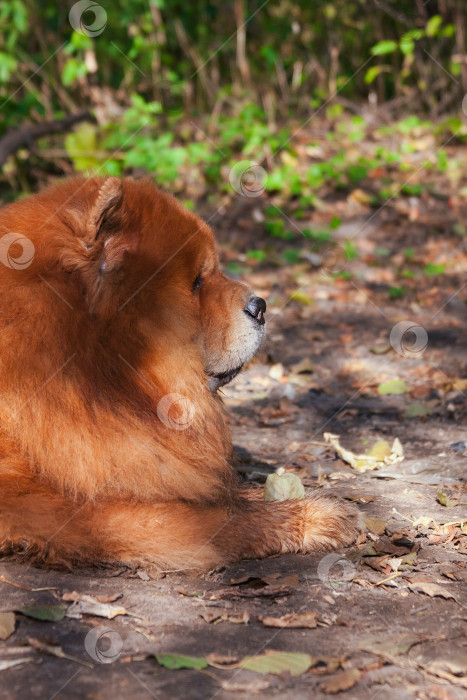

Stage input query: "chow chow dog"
[{"left": 0, "top": 177, "right": 360, "bottom": 570}]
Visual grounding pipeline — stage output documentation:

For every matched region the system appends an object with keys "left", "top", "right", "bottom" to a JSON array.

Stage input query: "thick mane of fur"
[{"left": 0, "top": 177, "right": 232, "bottom": 505}]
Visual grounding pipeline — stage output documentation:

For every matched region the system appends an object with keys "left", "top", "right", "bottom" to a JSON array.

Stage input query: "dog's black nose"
[{"left": 244, "top": 295, "right": 266, "bottom": 324}]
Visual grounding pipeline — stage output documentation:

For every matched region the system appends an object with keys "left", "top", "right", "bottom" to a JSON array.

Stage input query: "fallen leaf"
[
  {"left": 240, "top": 651, "right": 312, "bottom": 676},
  {"left": 322, "top": 594, "right": 335, "bottom": 605},
  {"left": 290, "top": 357, "right": 314, "bottom": 374},
  {"left": 425, "top": 654, "right": 467, "bottom": 679},
  {"left": 358, "top": 632, "right": 422, "bottom": 657},
  {"left": 321, "top": 668, "right": 361, "bottom": 694},
  {"left": 439, "top": 565, "right": 464, "bottom": 581},
  {"left": 407, "top": 581, "right": 457, "bottom": 601},
  {"left": 363, "top": 554, "right": 390, "bottom": 572},
  {"left": 366, "top": 440, "right": 391, "bottom": 460},
  {"left": 62, "top": 592, "right": 130, "bottom": 619},
  {"left": 387, "top": 557, "right": 403, "bottom": 572},
  {"left": 260, "top": 612, "right": 318, "bottom": 629},
  {"left": 348, "top": 188, "right": 371, "bottom": 205},
  {"left": 400, "top": 551, "right": 418, "bottom": 566},
  {"left": 228, "top": 575, "right": 257, "bottom": 586},
  {"left": 220, "top": 676, "right": 272, "bottom": 692},
  {"left": 453, "top": 378, "right": 467, "bottom": 392},
  {"left": 16, "top": 604, "right": 68, "bottom": 622},
  {"left": 370, "top": 344, "right": 391, "bottom": 355},
  {"left": 62, "top": 591, "right": 122, "bottom": 604},
  {"left": 344, "top": 493, "right": 376, "bottom": 504},
  {"left": 411, "top": 515, "right": 435, "bottom": 528},
  {"left": 206, "top": 653, "right": 239, "bottom": 667},
  {"left": 155, "top": 654, "right": 208, "bottom": 670},
  {"left": 264, "top": 468, "right": 305, "bottom": 501},
  {"left": 0, "top": 658, "right": 34, "bottom": 672},
  {"left": 228, "top": 572, "right": 298, "bottom": 589},
  {"left": 364, "top": 517, "right": 387, "bottom": 535},
  {"left": 377, "top": 379, "right": 408, "bottom": 395},
  {"left": 201, "top": 610, "right": 250, "bottom": 625},
  {"left": 177, "top": 588, "right": 202, "bottom": 597},
  {"left": 290, "top": 290, "right": 313, "bottom": 305},
  {"left": 437, "top": 488, "right": 463, "bottom": 507},
  {"left": 261, "top": 573, "right": 300, "bottom": 588},
  {"left": 324, "top": 433, "right": 404, "bottom": 472},
  {"left": 269, "top": 363, "right": 284, "bottom": 380},
  {"left": 0, "top": 612, "right": 15, "bottom": 640},
  {"left": 404, "top": 403, "right": 433, "bottom": 418},
  {"left": 210, "top": 585, "right": 293, "bottom": 600}
]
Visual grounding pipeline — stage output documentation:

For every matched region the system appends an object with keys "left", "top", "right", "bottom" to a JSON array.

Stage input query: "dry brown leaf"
[
  {"left": 321, "top": 668, "right": 361, "bottom": 694},
  {"left": 202, "top": 610, "right": 250, "bottom": 625},
  {"left": 0, "top": 658, "right": 34, "bottom": 672},
  {"left": 364, "top": 517, "right": 388, "bottom": 535},
  {"left": 206, "top": 652, "right": 239, "bottom": 667},
  {"left": 220, "top": 677, "right": 273, "bottom": 693},
  {"left": 407, "top": 581, "right": 457, "bottom": 601},
  {"left": 62, "top": 591, "right": 122, "bottom": 604},
  {"left": 62, "top": 592, "right": 131, "bottom": 619},
  {"left": 261, "top": 573, "right": 300, "bottom": 587},
  {"left": 358, "top": 632, "right": 423, "bottom": 657},
  {"left": 260, "top": 612, "right": 318, "bottom": 629},
  {"left": 324, "top": 433, "right": 404, "bottom": 472},
  {"left": 290, "top": 357, "right": 314, "bottom": 375},
  {"left": 240, "top": 651, "right": 312, "bottom": 676},
  {"left": 211, "top": 585, "right": 293, "bottom": 600},
  {"left": 0, "top": 612, "right": 15, "bottom": 640}
]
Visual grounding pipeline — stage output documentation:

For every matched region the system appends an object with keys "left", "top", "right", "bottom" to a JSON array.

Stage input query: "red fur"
[{"left": 0, "top": 177, "right": 360, "bottom": 570}]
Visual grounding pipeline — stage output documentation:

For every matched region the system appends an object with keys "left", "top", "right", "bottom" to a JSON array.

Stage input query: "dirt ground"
[{"left": 0, "top": 193, "right": 466, "bottom": 699}]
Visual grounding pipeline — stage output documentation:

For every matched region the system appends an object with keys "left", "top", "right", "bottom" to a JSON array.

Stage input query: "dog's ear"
[
  {"left": 61, "top": 178, "right": 138, "bottom": 314},
  {"left": 87, "top": 176, "right": 124, "bottom": 243},
  {"left": 85, "top": 177, "right": 135, "bottom": 274}
]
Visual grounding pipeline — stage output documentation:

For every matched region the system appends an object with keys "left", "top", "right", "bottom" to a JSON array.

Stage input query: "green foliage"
[
  {"left": 265, "top": 217, "right": 294, "bottom": 240},
  {"left": 344, "top": 241, "right": 358, "bottom": 261},
  {"left": 389, "top": 286, "right": 405, "bottom": 298},
  {"left": 424, "top": 263, "right": 445, "bottom": 276},
  {"left": 302, "top": 229, "right": 331, "bottom": 242},
  {"left": 366, "top": 13, "right": 457, "bottom": 90},
  {"left": 371, "top": 40, "right": 398, "bottom": 56},
  {"left": 1, "top": 0, "right": 466, "bottom": 204},
  {"left": 65, "top": 123, "right": 100, "bottom": 171},
  {"left": 246, "top": 250, "right": 267, "bottom": 262},
  {"left": 283, "top": 249, "right": 301, "bottom": 264},
  {"left": 330, "top": 216, "right": 341, "bottom": 230},
  {"left": 0, "top": 0, "right": 465, "bottom": 139},
  {"left": 401, "top": 183, "right": 422, "bottom": 196}
]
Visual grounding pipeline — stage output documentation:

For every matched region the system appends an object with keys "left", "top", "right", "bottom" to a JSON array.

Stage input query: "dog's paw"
[{"left": 301, "top": 491, "right": 362, "bottom": 551}]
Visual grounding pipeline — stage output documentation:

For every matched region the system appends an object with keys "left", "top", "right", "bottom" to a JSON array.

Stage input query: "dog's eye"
[{"left": 192, "top": 272, "right": 203, "bottom": 293}]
